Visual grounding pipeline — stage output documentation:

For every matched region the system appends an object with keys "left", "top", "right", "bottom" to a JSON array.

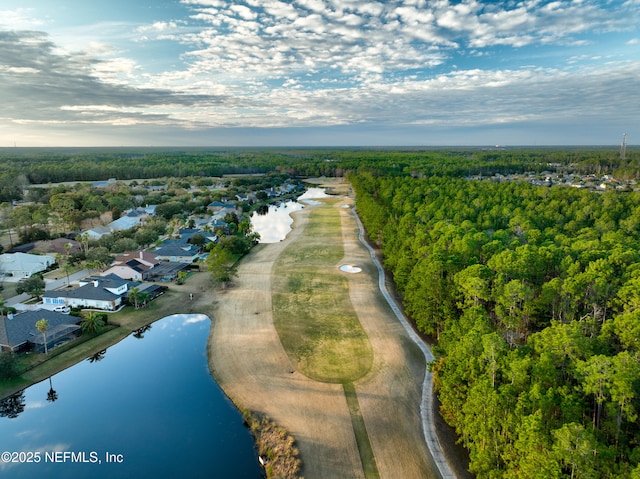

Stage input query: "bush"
[{"left": 0, "top": 351, "right": 19, "bottom": 380}]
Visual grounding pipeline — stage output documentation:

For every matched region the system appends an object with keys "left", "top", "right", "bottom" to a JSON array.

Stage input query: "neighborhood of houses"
[
  {"left": 1, "top": 179, "right": 303, "bottom": 356},
  {"left": 467, "top": 170, "right": 637, "bottom": 191}
]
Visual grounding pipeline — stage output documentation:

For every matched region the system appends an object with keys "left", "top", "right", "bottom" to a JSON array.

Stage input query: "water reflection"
[
  {"left": 251, "top": 187, "right": 331, "bottom": 243},
  {"left": 0, "top": 391, "right": 25, "bottom": 419},
  {"left": 87, "top": 349, "right": 106, "bottom": 363},
  {"left": 132, "top": 324, "right": 152, "bottom": 339},
  {"left": 0, "top": 314, "right": 262, "bottom": 478},
  {"left": 46, "top": 377, "right": 58, "bottom": 403},
  {"left": 251, "top": 202, "right": 304, "bottom": 243},
  {"left": 255, "top": 204, "right": 269, "bottom": 216}
]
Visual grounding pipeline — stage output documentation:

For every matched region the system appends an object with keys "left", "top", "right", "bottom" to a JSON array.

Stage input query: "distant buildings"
[
  {"left": 466, "top": 171, "right": 636, "bottom": 192},
  {"left": 84, "top": 206, "right": 157, "bottom": 240}
]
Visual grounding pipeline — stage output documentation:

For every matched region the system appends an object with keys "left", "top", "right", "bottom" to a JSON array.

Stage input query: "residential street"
[{"left": 5, "top": 269, "right": 91, "bottom": 307}]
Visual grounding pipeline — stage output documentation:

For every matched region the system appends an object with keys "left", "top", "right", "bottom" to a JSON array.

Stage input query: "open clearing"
[{"left": 208, "top": 181, "right": 441, "bottom": 478}]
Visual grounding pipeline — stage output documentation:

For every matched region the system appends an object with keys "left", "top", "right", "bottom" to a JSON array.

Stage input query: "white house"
[
  {"left": 152, "top": 241, "right": 201, "bottom": 263},
  {"left": 42, "top": 274, "right": 130, "bottom": 311},
  {"left": 83, "top": 206, "right": 157, "bottom": 240},
  {"left": 101, "top": 250, "right": 160, "bottom": 281},
  {"left": 0, "top": 252, "right": 56, "bottom": 282}
]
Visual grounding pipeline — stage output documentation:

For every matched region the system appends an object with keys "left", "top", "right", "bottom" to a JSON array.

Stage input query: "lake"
[
  {"left": 251, "top": 187, "right": 331, "bottom": 243},
  {"left": 0, "top": 314, "right": 263, "bottom": 478}
]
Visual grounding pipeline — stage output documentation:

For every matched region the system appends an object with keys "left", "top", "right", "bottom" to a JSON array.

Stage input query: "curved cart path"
[
  {"left": 209, "top": 192, "right": 455, "bottom": 478},
  {"left": 350, "top": 207, "right": 456, "bottom": 478}
]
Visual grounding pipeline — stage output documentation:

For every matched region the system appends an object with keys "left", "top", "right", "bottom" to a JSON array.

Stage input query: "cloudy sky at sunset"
[{"left": 1, "top": 0, "right": 638, "bottom": 147}]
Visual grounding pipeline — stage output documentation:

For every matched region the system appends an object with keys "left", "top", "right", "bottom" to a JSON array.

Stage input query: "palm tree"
[
  {"left": 138, "top": 291, "right": 150, "bottom": 308},
  {"left": 36, "top": 318, "right": 49, "bottom": 354},
  {"left": 62, "top": 262, "right": 74, "bottom": 286},
  {"left": 80, "top": 312, "right": 105, "bottom": 335},
  {"left": 79, "top": 232, "right": 90, "bottom": 256},
  {"left": 129, "top": 286, "right": 140, "bottom": 309}
]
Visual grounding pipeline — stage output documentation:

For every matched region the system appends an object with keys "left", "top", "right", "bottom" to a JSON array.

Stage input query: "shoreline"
[
  {"left": 207, "top": 182, "right": 455, "bottom": 478},
  {"left": 0, "top": 275, "right": 217, "bottom": 400},
  {"left": 2, "top": 181, "right": 470, "bottom": 479}
]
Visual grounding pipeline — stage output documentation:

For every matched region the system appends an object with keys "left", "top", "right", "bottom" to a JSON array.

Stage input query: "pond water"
[
  {"left": 251, "top": 187, "right": 331, "bottom": 243},
  {"left": 0, "top": 314, "right": 262, "bottom": 479}
]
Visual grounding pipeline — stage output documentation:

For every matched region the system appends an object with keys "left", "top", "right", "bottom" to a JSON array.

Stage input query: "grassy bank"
[
  {"left": 272, "top": 199, "right": 373, "bottom": 382},
  {"left": 0, "top": 275, "right": 215, "bottom": 400},
  {"left": 243, "top": 410, "right": 302, "bottom": 479}
]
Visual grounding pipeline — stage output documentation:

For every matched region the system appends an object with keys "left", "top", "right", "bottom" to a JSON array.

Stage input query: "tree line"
[
  {"left": 351, "top": 172, "right": 640, "bottom": 478},
  {"left": 2, "top": 146, "right": 637, "bottom": 203}
]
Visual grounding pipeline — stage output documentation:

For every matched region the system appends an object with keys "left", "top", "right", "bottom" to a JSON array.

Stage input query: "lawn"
[
  {"left": 0, "top": 273, "right": 215, "bottom": 400},
  {"left": 272, "top": 199, "right": 373, "bottom": 383}
]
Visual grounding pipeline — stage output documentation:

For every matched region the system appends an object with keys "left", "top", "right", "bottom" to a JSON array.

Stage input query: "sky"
[{"left": 0, "top": 0, "right": 638, "bottom": 147}]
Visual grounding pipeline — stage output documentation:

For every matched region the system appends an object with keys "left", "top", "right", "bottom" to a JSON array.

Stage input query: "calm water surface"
[
  {"left": 0, "top": 314, "right": 262, "bottom": 478},
  {"left": 251, "top": 187, "right": 331, "bottom": 243}
]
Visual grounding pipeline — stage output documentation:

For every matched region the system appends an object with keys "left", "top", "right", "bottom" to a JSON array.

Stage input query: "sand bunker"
[{"left": 339, "top": 264, "right": 362, "bottom": 273}]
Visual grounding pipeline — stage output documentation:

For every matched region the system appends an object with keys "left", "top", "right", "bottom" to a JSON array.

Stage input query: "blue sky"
[{"left": 0, "top": 0, "right": 638, "bottom": 147}]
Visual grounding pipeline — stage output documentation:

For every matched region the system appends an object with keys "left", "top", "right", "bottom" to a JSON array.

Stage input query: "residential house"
[
  {"left": 84, "top": 225, "right": 112, "bottom": 240},
  {"left": 152, "top": 241, "right": 201, "bottom": 263},
  {"left": 33, "top": 237, "right": 82, "bottom": 256},
  {"left": 83, "top": 206, "right": 156, "bottom": 240},
  {"left": 102, "top": 250, "right": 160, "bottom": 281},
  {"left": 193, "top": 217, "right": 228, "bottom": 233},
  {"left": 0, "top": 252, "right": 56, "bottom": 282},
  {"left": 0, "top": 309, "right": 80, "bottom": 353},
  {"left": 145, "top": 261, "right": 191, "bottom": 282},
  {"left": 207, "top": 200, "right": 239, "bottom": 219},
  {"left": 178, "top": 229, "right": 217, "bottom": 246},
  {"left": 42, "top": 274, "right": 131, "bottom": 311}
]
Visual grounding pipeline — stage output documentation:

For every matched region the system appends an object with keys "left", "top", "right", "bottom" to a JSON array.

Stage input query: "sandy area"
[{"left": 207, "top": 188, "right": 442, "bottom": 478}]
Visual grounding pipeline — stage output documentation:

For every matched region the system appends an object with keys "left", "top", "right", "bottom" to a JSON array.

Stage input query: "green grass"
[
  {"left": 272, "top": 200, "right": 373, "bottom": 383},
  {"left": 0, "top": 277, "right": 214, "bottom": 400},
  {"left": 343, "top": 382, "right": 380, "bottom": 479}
]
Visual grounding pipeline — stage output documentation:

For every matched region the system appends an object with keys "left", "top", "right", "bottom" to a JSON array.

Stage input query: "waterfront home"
[
  {"left": 0, "top": 309, "right": 80, "bottom": 353},
  {"left": 42, "top": 274, "right": 131, "bottom": 311}
]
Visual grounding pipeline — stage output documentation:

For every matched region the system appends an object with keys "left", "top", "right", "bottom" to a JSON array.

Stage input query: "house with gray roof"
[
  {"left": 0, "top": 253, "right": 56, "bottom": 282},
  {"left": 152, "top": 243, "right": 201, "bottom": 263},
  {"left": 42, "top": 274, "right": 131, "bottom": 311},
  {"left": 178, "top": 229, "right": 216, "bottom": 246},
  {"left": 102, "top": 250, "right": 160, "bottom": 281},
  {"left": 0, "top": 310, "right": 81, "bottom": 353},
  {"left": 83, "top": 206, "right": 157, "bottom": 240}
]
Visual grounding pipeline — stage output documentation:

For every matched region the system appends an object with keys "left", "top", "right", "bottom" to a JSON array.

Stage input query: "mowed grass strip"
[
  {"left": 272, "top": 200, "right": 373, "bottom": 383},
  {"left": 343, "top": 382, "right": 380, "bottom": 479}
]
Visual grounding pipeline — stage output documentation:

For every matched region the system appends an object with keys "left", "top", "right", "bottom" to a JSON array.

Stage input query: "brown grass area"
[{"left": 208, "top": 181, "right": 441, "bottom": 479}]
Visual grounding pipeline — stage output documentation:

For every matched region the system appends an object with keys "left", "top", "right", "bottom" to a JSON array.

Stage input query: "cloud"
[
  {"left": 2, "top": 0, "right": 639, "bottom": 146},
  {"left": 0, "top": 8, "right": 46, "bottom": 29},
  {"left": 0, "top": 30, "right": 217, "bottom": 127}
]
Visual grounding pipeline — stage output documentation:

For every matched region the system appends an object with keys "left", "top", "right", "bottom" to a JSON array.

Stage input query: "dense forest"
[
  {"left": 2, "top": 146, "right": 640, "bottom": 477},
  {"left": 351, "top": 171, "right": 640, "bottom": 478},
  {"left": 1, "top": 146, "right": 639, "bottom": 203}
]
